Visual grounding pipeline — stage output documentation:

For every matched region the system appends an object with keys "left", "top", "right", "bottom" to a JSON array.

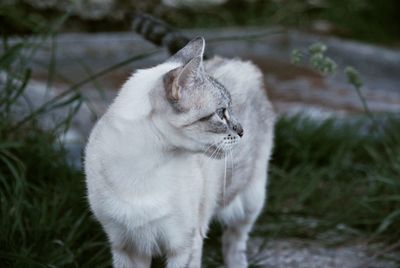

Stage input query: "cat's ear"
[
  {"left": 164, "top": 56, "right": 204, "bottom": 101},
  {"left": 169, "top": 36, "right": 205, "bottom": 64}
]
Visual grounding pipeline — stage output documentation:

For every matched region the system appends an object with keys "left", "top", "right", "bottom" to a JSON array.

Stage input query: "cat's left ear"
[
  {"left": 164, "top": 56, "right": 204, "bottom": 101},
  {"left": 168, "top": 36, "right": 205, "bottom": 64}
]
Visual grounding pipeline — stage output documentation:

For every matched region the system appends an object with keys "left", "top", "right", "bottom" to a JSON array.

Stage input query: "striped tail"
[{"left": 132, "top": 13, "right": 191, "bottom": 55}]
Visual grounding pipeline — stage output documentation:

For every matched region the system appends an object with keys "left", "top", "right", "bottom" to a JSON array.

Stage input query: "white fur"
[
  {"left": 85, "top": 57, "right": 274, "bottom": 268},
  {"left": 112, "top": 62, "right": 181, "bottom": 120}
]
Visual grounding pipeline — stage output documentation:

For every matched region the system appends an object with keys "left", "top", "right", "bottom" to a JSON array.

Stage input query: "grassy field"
[{"left": 1, "top": 114, "right": 399, "bottom": 267}]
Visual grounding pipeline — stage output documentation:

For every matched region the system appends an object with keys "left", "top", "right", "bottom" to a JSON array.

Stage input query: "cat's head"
[{"left": 151, "top": 37, "right": 243, "bottom": 157}]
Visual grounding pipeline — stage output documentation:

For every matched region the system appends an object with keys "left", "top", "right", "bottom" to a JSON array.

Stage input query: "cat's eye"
[
  {"left": 199, "top": 113, "right": 214, "bottom": 121},
  {"left": 199, "top": 108, "right": 226, "bottom": 122}
]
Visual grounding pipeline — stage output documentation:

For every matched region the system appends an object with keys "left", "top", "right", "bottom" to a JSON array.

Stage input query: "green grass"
[
  {"left": 0, "top": 121, "right": 110, "bottom": 268},
  {"left": 261, "top": 117, "right": 400, "bottom": 242},
  {"left": 1, "top": 115, "right": 399, "bottom": 267}
]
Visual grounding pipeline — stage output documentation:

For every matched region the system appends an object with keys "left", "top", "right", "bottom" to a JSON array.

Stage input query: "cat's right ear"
[
  {"left": 164, "top": 56, "right": 204, "bottom": 101},
  {"left": 168, "top": 36, "right": 205, "bottom": 64}
]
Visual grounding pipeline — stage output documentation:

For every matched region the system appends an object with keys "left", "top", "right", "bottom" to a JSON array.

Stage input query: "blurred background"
[{"left": 1, "top": 0, "right": 399, "bottom": 267}]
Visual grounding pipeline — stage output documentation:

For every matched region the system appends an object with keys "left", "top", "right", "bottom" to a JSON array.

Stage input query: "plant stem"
[
  {"left": 352, "top": 84, "right": 380, "bottom": 132},
  {"left": 10, "top": 49, "right": 161, "bottom": 131}
]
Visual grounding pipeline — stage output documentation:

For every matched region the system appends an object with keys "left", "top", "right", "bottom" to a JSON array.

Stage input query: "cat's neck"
[
  {"left": 106, "top": 61, "right": 190, "bottom": 172},
  {"left": 107, "top": 111, "right": 184, "bottom": 166},
  {"left": 111, "top": 62, "right": 180, "bottom": 121}
]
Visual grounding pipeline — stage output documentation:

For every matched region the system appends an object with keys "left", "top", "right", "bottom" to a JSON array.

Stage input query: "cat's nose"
[{"left": 233, "top": 124, "right": 244, "bottom": 138}]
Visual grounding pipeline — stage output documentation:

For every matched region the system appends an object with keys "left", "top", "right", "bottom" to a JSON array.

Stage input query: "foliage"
[
  {"left": 262, "top": 116, "right": 400, "bottom": 243},
  {"left": 291, "top": 42, "right": 378, "bottom": 131},
  {"left": 0, "top": 121, "right": 110, "bottom": 268},
  {"left": 0, "top": 17, "right": 110, "bottom": 267},
  {"left": 291, "top": 42, "right": 337, "bottom": 75}
]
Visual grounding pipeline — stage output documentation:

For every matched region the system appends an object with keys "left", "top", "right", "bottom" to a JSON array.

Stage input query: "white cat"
[{"left": 84, "top": 37, "right": 275, "bottom": 268}]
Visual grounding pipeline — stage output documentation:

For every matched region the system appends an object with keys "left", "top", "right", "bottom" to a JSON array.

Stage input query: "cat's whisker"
[
  {"left": 203, "top": 141, "right": 219, "bottom": 156},
  {"left": 215, "top": 144, "right": 224, "bottom": 159},
  {"left": 208, "top": 142, "right": 222, "bottom": 160},
  {"left": 229, "top": 146, "right": 234, "bottom": 177},
  {"left": 206, "top": 141, "right": 221, "bottom": 160},
  {"left": 205, "top": 142, "right": 224, "bottom": 173},
  {"left": 223, "top": 144, "right": 227, "bottom": 207},
  {"left": 213, "top": 142, "right": 225, "bottom": 160}
]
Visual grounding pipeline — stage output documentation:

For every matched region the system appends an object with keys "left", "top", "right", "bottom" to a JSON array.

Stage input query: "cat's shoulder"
[
  {"left": 204, "top": 56, "right": 265, "bottom": 101},
  {"left": 205, "top": 56, "right": 263, "bottom": 82}
]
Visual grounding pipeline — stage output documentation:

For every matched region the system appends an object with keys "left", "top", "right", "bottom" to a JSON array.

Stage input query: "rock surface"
[
  {"left": 12, "top": 28, "right": 400, "bottom": 118},
  {"left": 247, "top": 239, "right": 398, "bottom": 268}
]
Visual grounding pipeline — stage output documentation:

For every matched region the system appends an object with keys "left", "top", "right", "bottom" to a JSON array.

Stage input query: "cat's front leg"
[
  {"left": 166, "top": 232, "right": 204, "bottom": 268},
  {"left": 187, "top": 232, "right": 204, "bottom": 268},
  {"left": 111, "top": 245, "right": 151, "bottom": 268},
  {"left": 222, "top": 220, "right": 252, "bottom": 268},
  {"left": 106, "top": 223, "right": 152, "bottom": 268},
  {"left": 219, "top": 174, "right": 267, "bottom": 268},
  {"left": 166, "top": 246, "right": 192, "bottom": 268}
]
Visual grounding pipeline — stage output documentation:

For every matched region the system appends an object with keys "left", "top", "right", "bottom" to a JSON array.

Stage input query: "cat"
[{"left": 84, "top": 35, "right": 275, "bottom": 268}]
